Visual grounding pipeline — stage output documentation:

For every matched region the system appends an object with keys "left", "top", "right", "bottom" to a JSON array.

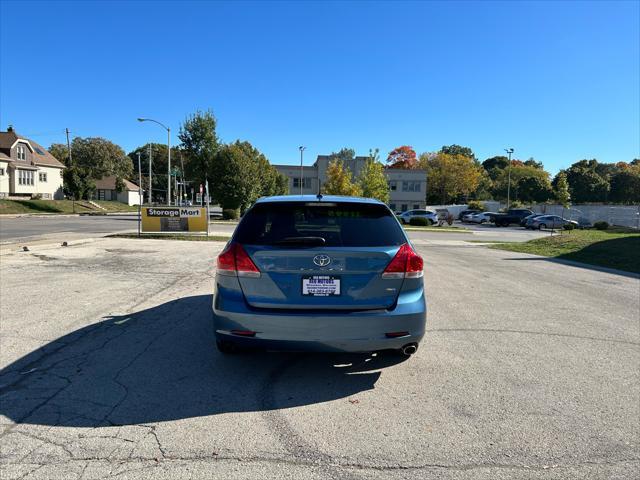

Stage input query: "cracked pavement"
[{"left": 0, "top": 236, "right": 638, "bottom": 479}]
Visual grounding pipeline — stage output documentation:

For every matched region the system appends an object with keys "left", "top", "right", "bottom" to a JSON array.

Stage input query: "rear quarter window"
[{"left": 234, "top": 202, "right": 406, "bottom": 247}]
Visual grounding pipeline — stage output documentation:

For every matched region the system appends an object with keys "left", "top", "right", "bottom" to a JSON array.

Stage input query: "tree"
[
  {"left": 441, "top": 144, "right": 475, "bottom": 160},
  {"left": 358, "top": 159, "right": 389, "bottom": 203},
  {"left": 210, "top": 143, "right": 261, "bottom": 213},
  {"left": 481, "top": 156, "right": 510, "bottom": 180},
  {"left": 127, "top": 144, "right": 182, "bottom": 202},
  {"left": 329, "top": 148, "right": 356, "bottom": 163},
  {"left": 62, "top": 166, "right": 95, "bottom": 200},
  {"left": 48, "top": 144, "right": 69, "bottom": 165},
  {"left": 323, "top": 159, "right": 362, "bottom": 196},
  {"left": 609, "top": 166, "right": 640, "bottom": 204},
  {"left": 386, "top": 146, "right": 417, "bottom": 169},
  {"left": 564, "top": 160, "right": 609, "bottom": 203},
  {"left": 234, "top": 140, "right": 287, "bottom": 197},
  {"left": 523, "top": 158, "right": 543, "bottom": 169},
  {"left": 517, "top": 175, "right": 553, "bottom": 203},
  {"left": 554, "top": 171, "right": 571, "bottom": 208},
  {"left": 178, "top": 109, "right": 219, "bottom": 187},
  {"left": 419, "top": 152, "right": 482, "bottom": 204}
]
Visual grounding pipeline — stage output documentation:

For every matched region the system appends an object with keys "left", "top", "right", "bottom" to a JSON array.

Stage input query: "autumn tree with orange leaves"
[{"left": 386, "top": 146, "right": 417, "bottom": 169}]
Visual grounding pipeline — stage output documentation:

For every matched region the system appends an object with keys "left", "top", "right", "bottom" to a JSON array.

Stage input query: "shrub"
[
  {"left": 467, "top": 200, "right": 485, "bottom": 211},
  {"left": 222, "top": 208, "right": 240, "bottom": 220},
  {"left": 409, "top": 217, "right": 430, "bottom": 226},
  {"left": 446, "top": 213, "right": 454, "bottom": 225},
  {"left": 563, "top": 223, "right": 575, "bottom": 231},
  {"left": 593, "top": 221, "right": 609, "bottom": 230}
]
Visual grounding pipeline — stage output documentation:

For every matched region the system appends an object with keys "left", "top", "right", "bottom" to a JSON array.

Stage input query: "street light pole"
[
  {"left": 148, "top": 144, "right": 153, "bottom": 204},
  {"left": 299, "top": 146, "right": 306, "bottom": 195},
  {"left": 505, "top": 148, "right": 514, "bottom": 209},
  {"left": 138, "top": 118, "right": 171, "bottom": 205},
  {"left": 136, "top": 152, "right": 142, "bottom": 237}
]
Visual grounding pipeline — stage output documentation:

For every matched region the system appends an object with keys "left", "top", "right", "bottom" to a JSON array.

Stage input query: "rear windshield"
[{"left": 234, "top": 202, "right": 406, "bottom": 247}]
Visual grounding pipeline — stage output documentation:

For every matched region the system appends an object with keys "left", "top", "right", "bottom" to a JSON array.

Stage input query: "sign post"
[
  {"left": 141, "top": 206, "right": 208, "bottom": 234},
  {"left": 205, "top": 180, "right": 210, "bottom": 237}
]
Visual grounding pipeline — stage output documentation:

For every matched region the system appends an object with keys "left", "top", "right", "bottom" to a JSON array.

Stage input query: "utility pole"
[
  {"left": 148, "top": 144, "right": 153, "bottom": 204},
  {"left": 505, "top": 148, "right": 514, "bottom": 210},
  {"left": 137, "top": 152, "right": 142, "bottom": 236},
  {"left": 299, "top": 146, "right": 306, "bottom": 195},
  {"left": 167, "top": 128, "right": 171, "bottom": 205},
  {"left": 66, "top": 128, "right": 74, "bottom": 212},
  {"left": 180, "top": 151, "right": 185, "bottom": 206}
]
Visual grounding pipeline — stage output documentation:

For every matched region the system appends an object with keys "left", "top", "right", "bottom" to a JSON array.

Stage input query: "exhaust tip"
[{"left": 401, "top": 343, "right": 418, "bottom": 356}]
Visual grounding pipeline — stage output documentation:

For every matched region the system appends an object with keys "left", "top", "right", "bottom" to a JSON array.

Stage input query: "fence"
[{"left": 531, "top": 204, "right": 640, "bottom": 229}]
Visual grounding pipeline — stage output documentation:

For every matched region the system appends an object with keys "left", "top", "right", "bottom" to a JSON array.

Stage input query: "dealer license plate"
[{"left": 301, "top": 275, "right": 341, "bottom": 296}]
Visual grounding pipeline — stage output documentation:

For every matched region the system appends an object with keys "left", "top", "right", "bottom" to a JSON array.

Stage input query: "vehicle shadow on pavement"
[{"left": 0, "top": 294, "right": 407, "bottom": 428}]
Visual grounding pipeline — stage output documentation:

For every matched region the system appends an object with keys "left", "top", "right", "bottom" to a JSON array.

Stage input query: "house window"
[
  {"left": 402, "top": 181, "right": 421, "bottom": 192},
  {"left": 39, "top": 172, "right": 48, "bottom": 182},
  {"left": 292, "top": 178, "right": 312, "bottom": 189},
  {"left": 18, "top": 169, "right": 34, "bottom": 186},
  {"left": 0, "top": 168, "right": 4, "bottom": 176},
  {"left": 388, "top": 181, "right": 397, "bottom": 191},
  {"left": 16, "top": 145, "right": 26, "bottom": 160}
]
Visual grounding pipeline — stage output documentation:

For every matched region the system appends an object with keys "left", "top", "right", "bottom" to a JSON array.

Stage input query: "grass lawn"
[
  {"left": 109, "top": 233, "right": 231, "bottom": 242},
  {"left": 490, "top": 227, "right": 640, "bottom": 274},
  {"left": 0, "top": 199, "right": 136, "bottom": 215}
]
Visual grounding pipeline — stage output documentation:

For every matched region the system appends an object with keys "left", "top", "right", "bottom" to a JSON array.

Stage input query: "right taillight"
[
  {"left": 382, "top": 243, "right": 424, "bottom": 279},
  {"left": 216, "top": 243, "right": 261, "bottom": 278}
]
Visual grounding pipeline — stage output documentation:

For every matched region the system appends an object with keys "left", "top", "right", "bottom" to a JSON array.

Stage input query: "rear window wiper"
[{"left": 273, "top": 236, "right": 326, "bottom": 246}]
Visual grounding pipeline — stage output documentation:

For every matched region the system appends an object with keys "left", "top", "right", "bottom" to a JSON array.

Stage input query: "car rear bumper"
[{"left": 212, "top": 290, "right": 427, "bottom": 353}]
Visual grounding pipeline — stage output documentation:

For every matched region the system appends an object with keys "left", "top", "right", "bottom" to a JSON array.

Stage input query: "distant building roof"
[{"left": 94, "top": 175, "right": 139, "bottom": 191}]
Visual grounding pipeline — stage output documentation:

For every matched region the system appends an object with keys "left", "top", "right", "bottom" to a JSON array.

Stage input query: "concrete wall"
[
  {"left": 425, "top": 202, "right": 501, "bottom": 217},
  {"left": 531, "top": 204, "right": 640, "bottom": 228}
]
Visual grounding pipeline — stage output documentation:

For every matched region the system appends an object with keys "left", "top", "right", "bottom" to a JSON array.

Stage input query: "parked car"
[
  {"left": 530, "top": 215, "right": 578, "bottom": 230},
  {"left": 521, "top": 213, "right": 545, "bottom": 228},
  {"left": 397, "top": 209, "right": 438, "bottom": 225},
  {"left": 458, "top": 209, "right": 480, "bottom": 221},
  {"left": 213, "top": 195, "right": 427, "bottom": 356},
  {"left": 492, "top": 209, "right": 535, "bottom": 226},
  {"left": 465, "top": 212, "right": 497, "bottom": 224}
]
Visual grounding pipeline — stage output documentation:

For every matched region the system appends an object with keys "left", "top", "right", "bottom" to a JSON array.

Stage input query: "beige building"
[
  {"left": 0, "top": 127, "right": 65, "bottom": 199},
  {"left": 274, "top": 155, "right": 427, "bottom": 211},
  {"left": 93, "top": 176, "right": 142, "bottom": 206}
]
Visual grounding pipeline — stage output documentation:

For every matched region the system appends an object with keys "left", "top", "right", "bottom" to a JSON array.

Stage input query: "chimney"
[{"left": 7, "top": 124, "right": 14, "bottom": 132}]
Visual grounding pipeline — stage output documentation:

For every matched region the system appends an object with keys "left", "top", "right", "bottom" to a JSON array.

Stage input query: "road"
[
  {"left": 0, "top": 235, "right": 637, "bottom": 479},
  {"left": 0, "top": 214, "right": 549, "bottom": 244}
]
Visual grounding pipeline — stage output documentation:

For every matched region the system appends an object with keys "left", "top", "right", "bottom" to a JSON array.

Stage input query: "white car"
[
  {"left": 465, "top": 212, "right": 496, "bottom": 224},
  {"left": 397, "top": 209, "right": 438, "bottom": 225}
]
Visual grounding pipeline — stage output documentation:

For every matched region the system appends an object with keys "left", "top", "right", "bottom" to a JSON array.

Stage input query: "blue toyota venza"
[{"left": 212, "top": 195, "right": 427, "bottom": 356}]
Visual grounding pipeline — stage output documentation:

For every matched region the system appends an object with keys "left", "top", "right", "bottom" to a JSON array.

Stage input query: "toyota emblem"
[{"left": 313, "top": 254, "right": 331, "bottom": 267}]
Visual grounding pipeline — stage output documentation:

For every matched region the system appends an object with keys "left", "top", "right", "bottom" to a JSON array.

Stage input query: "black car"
[{"left": 457, "top": 209, "right": 480, "bottom": 221}]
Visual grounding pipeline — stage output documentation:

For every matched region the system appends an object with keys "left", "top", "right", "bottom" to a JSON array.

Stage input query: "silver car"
[
  {"left": 398, "top": 209, "right": 438, "bottom": 225},
  {"left": 531, "top": 215, "right": 578, "bottom": 230}
]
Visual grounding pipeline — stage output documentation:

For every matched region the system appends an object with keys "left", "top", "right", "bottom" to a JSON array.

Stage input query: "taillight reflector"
[
  {"left": 216, "top": 243, "right": 261, "bottom": 277},
  {"left": 382, "top": 243, "right": 424, "bottom": 279}
]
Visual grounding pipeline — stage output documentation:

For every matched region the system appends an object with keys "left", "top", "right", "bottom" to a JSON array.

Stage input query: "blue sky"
[{"left": 1, "top": 1, "right": 638, "bottom": 173}]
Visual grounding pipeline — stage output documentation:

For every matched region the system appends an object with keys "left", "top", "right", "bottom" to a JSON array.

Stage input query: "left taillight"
[{"left": 216, "top": 243, "right": 261, "bottom": 278}]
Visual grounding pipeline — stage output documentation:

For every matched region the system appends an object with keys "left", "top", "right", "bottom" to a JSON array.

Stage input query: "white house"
[
  {"left": 0, "top": 127, "right": 65, "bottom": 199},
  {"left": 93, "top": 176, "right": 142, "bottom": 206}
]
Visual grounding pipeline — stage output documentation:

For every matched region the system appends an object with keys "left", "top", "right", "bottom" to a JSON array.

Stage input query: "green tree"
[
  {"left": 178, "top": 109, "right": 219, "bottom": 187},
  {"left": 234, "top": 140, "right": 287, "bottom": 197},
  {"left": 329, "top": 147, "right": 356, "bottom": 163},
  {"left": 523, "top": 158, "right": 543, "bottom": 169},
  {"left": 48, "top": 144, "right": 69, "bottom": 165},
  {"left": 324, "top": 159, "right": 362, "bottom": 196},
  {"left": 419, "top": 152, "right": 482, "bottom": 204},
  {"left": 482, "top": 155, "right": 510, "bottom": 172},
  {"left": 516, "top": 175, "right": 553, "bottom": 203},
  {"left": 210, "top": 143, "right": 261, "bottom": 212},
  {"left": 492, "top": 164, "right": 551, "bottom": 202},
  {"left": 609, "top": 166, "right": 640, "bottom": 204},
  {"left": 358, "top": 159, "right": 389, "bottom": 203},
  {"left": 62, "top": 166, "right": 95, "bottom": 200},
  {"left": 564, "top": 160, "right": 609, "bottom": 203},
  {"left": 127, "top": 143, "right": 182, "bottom": 202},
  {"left": 441, "top": 144, "right": 475, "bottom": 160},
  {"left": 71, "top": 137, "right": 132, "bottom": 180},
  {"left": 554, "top": 171, "right": 571, "bottom": 208}
]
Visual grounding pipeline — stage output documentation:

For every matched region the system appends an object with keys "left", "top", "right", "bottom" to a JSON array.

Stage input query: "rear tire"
[
  {"left": 216, "top": 340, "right": 237, "bottom": 354},
  {"left": 539, "top": 223, "right": 546, "bottom": 230}
]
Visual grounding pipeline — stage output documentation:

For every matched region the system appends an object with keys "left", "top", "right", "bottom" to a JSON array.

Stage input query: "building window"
[
  {"left": 0, "top": 168, "right": 4, "bottom": 176},
  {"left": 16, "top": 145, "right": 27, "bottom": 161},
  {"left": 401, "top": 204, "right": 408, "bottom": 212},
  {"left": 39, "top": 172, "right": 48, "bottom": 182},
  {"left": 18, "top": 169, "right": 34, "bottom": 186},
  {"left": 413, "top": 204, "right": 420, "bottom": 209},
  {"left": 388, "top": 181, "right": 397, "bottom": 191},
  {"left": 389, "top": 203, "right": 396, "bottom": 212},
  {"left": 402, "top": 181, "right": 421, "bottom": 192},
  {"left": 292, "top": 178, "right": 312, "bottom": 189}
]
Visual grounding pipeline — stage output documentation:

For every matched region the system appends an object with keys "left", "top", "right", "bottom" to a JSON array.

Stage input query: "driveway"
[{"left": 0, "top": 238, "right": 638, "bottom": 479}]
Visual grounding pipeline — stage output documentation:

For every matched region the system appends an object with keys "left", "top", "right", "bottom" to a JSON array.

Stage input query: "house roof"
[
  {"left": 0, "top": 151, "right": 10, "bottom": 162},
  {"left": 94, "top": 175, "right": 139, "bottom": 191},
  {"left": 0, "top": 130, "right": 65, "bottom": 169}
]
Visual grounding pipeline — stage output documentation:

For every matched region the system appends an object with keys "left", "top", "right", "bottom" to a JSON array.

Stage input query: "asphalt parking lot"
[{"left": 0, "top": 235, "right": 638, "bottom": 479}]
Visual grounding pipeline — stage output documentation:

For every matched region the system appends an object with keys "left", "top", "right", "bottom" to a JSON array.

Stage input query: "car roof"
[{"left": 255, "top": 195, "right": 385, "bottom": 205}]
